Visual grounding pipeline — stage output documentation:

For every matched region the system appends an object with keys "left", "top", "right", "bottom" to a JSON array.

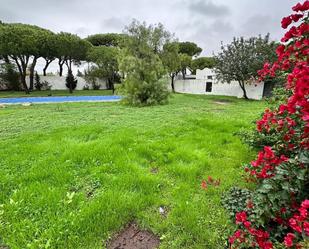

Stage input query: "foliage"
[
  {"left": 40, "top": 31, "right": 58, "bottom": 76},
  {"left": 0, "top": 23, "right": 50, "bottom": 93},
  {"left": 56, "top": 32, "right": 92, "bottom": 73},
  {"left": 0, "top": 61, "right": 20, "bottom": 90},
  {"left": 124, "top": 19, "right": 172, "bottom": 54},
  {"left": 85, "top": 33, "right": 127, "bottom": 47},
  {"left": 118, "top": 20, "right": 170, "bottom": 106},
  {"left": 34, "top": 71, "right": 42, "bottom": 90},
  {"left": 65, "top": 70, "right": 78, "bottom": 93},
  {"left": 33, "top": 72, "right": 51, "bottom": 91},
  {"left": 118, "top": 53, "right": 169, "bottom": 106},
  {"left": 83, "top": 67, "right": 101, "bottom": 90},
  {"left": 161, "top": 42, "right": 181, "bottom": 92},
  {"left": 221, "top": 187, "right": 253, "bottom": 220},
  {"left": 191, "top": 57, "right": 216, "bottom": 73},
  {"left": 228, "top": 2, "right": 309, "bottom": 248},
  {"left": 87, "top": 46, "right": 120, "bottom": 91},
  {"left": 178, "top": 41, "right": 202, "bottom": 57},
  {"left": 214, "top": 34, "right": 277, "bottom": 99}
]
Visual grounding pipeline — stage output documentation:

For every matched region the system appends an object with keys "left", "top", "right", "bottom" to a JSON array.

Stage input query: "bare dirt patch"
[
  {"left": 213, "top": 101, "right": 230, "bottom": 105},
  {"left": 150, "top": 167, "right": 159, "bottom": 174},
  {"left": 106, "top": 222, "right": 160, "bottom": 249}
]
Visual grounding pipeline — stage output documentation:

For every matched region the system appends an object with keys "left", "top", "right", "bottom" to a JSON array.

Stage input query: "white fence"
[{"left": 26, "top": 76, "right": 108, "bottom": 90}]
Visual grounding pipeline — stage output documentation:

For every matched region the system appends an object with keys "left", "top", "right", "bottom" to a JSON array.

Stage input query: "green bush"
[
  {"left": 65, "top": 70, "right": 78, "bottom": 93},
  {"left": 0, "top": 62, "right": 20, "bottom": 90},
  {"left": 118, "top": 52, "right": 169, "bottom": 106},
  {"left": 221, "top": 187, "right": 253, "bottom": 220}
]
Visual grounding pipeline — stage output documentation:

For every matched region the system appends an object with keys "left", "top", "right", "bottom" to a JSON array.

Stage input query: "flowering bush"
[{"left": 228, "top": 1, "right": 309, "bottom": 248}]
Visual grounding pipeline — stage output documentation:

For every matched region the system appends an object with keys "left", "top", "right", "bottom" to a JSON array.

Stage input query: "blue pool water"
[{"left": 0, "top": 95, "right": 122, "bottom": 104}]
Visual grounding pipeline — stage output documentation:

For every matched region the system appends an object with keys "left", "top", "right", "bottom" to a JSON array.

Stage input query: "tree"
[
  {"left": 29, "top": 28, "right": 55, "bottom": 90},
  {"left": 65, "top": 70, "right": 78, "bottom": 93},
  {"left": 179, "top": 53, "right": 192, "bottom": 79},
  {"left": 0, "top": 23, "right": 44, "bottom": 93},
  {"left": 85, "top": 33, "right": 127, "bottom": 47},
  {"left": 118, "top": 20, "right": 169, "bottom": 106},
  {"left": 191, "top": 57, "right": 216, "bottom": 73},
  {"left": 87, "top": 46, "right": 120, "bottom": 93},
  {"left": 41, "top": 31, "right": 58, "bottom": 76},
  {"left": 176, "top": 41, "right": 202, "bottom": 78},
  {"left": 124, "top": 19, "right": 172, "bottom": 54},
  {"left": 55, "top": 32, "right": 92, "bottom": 76},
  {"left": 161, "top": 42, "right": 181, "bottom": 92},
  {"left": 214, "top": 34, "right": 277, "bottom": 99},
  {"left": 178, "top": 41, "right": 202, "bottom": 57},
  {"left": 0, "top": 61, "right": 20, "bottom": 90}
]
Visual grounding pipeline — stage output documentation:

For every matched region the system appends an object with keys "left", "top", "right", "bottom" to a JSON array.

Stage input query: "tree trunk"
[
  {"left": 43, "top": 59, "right": 53, "bottom": 76},
  {"left": 29, "top": 57, "right": 37, "bottom": 91},
  {"left": 171, "top": 74, "right": 175, "bottom": 92},
  {"left": 239, "top": 81, "right": 249, "bottom": 99},
  {"left": 20, "top": 74, "right": 29, "bottom": 94},
  {"left": 182, "top": 69, "right": 186, "bottom": 79},
  {"left": 65, "top": 59, "right": 72, "bottom": 73},
  {"left": 58, "top": 59, "right": 65, "bottom": 76},
  {"left": 12, "top": 56, "right": 29, "bottom": 94}
]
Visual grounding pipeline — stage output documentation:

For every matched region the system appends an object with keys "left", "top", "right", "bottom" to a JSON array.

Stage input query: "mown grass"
[
  {"left": 0, "top": 90, "right": 113, "bottom": 98},
  {"left": 0, "top": 94, "right": 266, "bottom": 249}
]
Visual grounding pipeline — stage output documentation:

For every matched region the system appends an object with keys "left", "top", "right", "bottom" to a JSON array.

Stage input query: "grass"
[
  {"left": 0, "top": 90, "right": 113, "bottom": 98},
  {"left": 0, "top": 94, "right": 266, "bottom": 249}
]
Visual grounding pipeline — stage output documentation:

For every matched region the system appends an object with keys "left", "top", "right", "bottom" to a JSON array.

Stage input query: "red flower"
[
  {"left": 284, "top": 233, "right": 296, "bottom": 248},
  {"left": 282, "top": 16, "right": 292, "bottom": 29},
  {"left": 236, "top": 211, "right": 247, "bottom": 224}
]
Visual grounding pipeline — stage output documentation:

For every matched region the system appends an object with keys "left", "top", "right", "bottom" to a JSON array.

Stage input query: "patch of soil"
[
  {"left": 150, "top": 167, "right": 159, "bottom": 174},
  {"left": 213, "top": 99, "right": 233, "bottom": 105},
  {"left": 213, "top": 101, "right": 230, "bottom": 105},
  {"left": 106, "top": 222, "right": 160, "bottom": 249}
]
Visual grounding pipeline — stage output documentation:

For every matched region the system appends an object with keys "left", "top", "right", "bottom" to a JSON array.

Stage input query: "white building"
[{"left": 173, "top": 68, "right": 266, "bottom": 100}]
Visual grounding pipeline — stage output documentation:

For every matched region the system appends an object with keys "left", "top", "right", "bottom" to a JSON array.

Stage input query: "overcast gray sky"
[{"left": 0, "top": 0, "right": 299, "bottom": 56}]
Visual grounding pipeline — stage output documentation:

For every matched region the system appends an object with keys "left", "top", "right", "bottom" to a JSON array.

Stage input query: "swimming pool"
[{"left": 0, "top": 95, "right": 122, "bottom": 104}]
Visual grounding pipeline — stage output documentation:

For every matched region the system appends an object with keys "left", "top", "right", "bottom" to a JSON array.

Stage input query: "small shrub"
[
  {"left": 0, "top": 62, "right": 20, "bottom": 90},
  {"left": 83, "top": 84, "right": 90, "bottom": 90},
  {"left": 34, "top": 72, "right": 42, "bottom": 90},
  {"left": 41, "top": 81, "right": 51, "bottom": 90},
  {"left": 117, "top": 78, "right": 169, "bottom": 106},
  {"left": 83, "top": 68, "right": 101, "bottom": 90},
  {"left": 65, "top": 70, "right": 78, "bottom": 93}
]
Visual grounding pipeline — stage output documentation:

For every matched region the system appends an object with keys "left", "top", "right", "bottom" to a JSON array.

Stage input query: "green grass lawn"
[
  {"left": 0, "top": 90, "right": 113, "bottom": 98},
  {"left": 0, "top": 94, "right": 266, "bottom": 249}
]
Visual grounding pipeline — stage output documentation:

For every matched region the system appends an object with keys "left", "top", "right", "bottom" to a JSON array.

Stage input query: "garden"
[{"left": 0, "top": 1, "right": 308, "bottom": 249}]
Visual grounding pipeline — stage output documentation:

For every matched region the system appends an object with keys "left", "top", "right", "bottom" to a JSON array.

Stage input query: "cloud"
[
  {"left": 101, "top": 17, "right": 128, "bottom": 32},
  {"left": 241, "top": 14, "right": 280, "bottom": 39},
  {"left": 188, "top": 0, "right": 230, "bottom": 17},
  {"left": 0, "top": 0, "right": 299, "bottom": 55}
]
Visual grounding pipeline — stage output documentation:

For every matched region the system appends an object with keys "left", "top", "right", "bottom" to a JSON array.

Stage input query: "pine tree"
[{"left": 65, "top": 70, "right": 78, "bottom": 93}]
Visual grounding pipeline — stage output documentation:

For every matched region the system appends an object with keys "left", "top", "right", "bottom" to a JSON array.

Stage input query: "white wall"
[
  {"left": 26, "top": 76, "right": 108, "bottom": 90},
  {"left": 173, "top": 68, "right": 264, "bottom": 100}
]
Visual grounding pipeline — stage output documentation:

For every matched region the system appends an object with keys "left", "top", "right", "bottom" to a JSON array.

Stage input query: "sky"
[{"left": 0, "top": 0, "right": 300, "bottom": 72}]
